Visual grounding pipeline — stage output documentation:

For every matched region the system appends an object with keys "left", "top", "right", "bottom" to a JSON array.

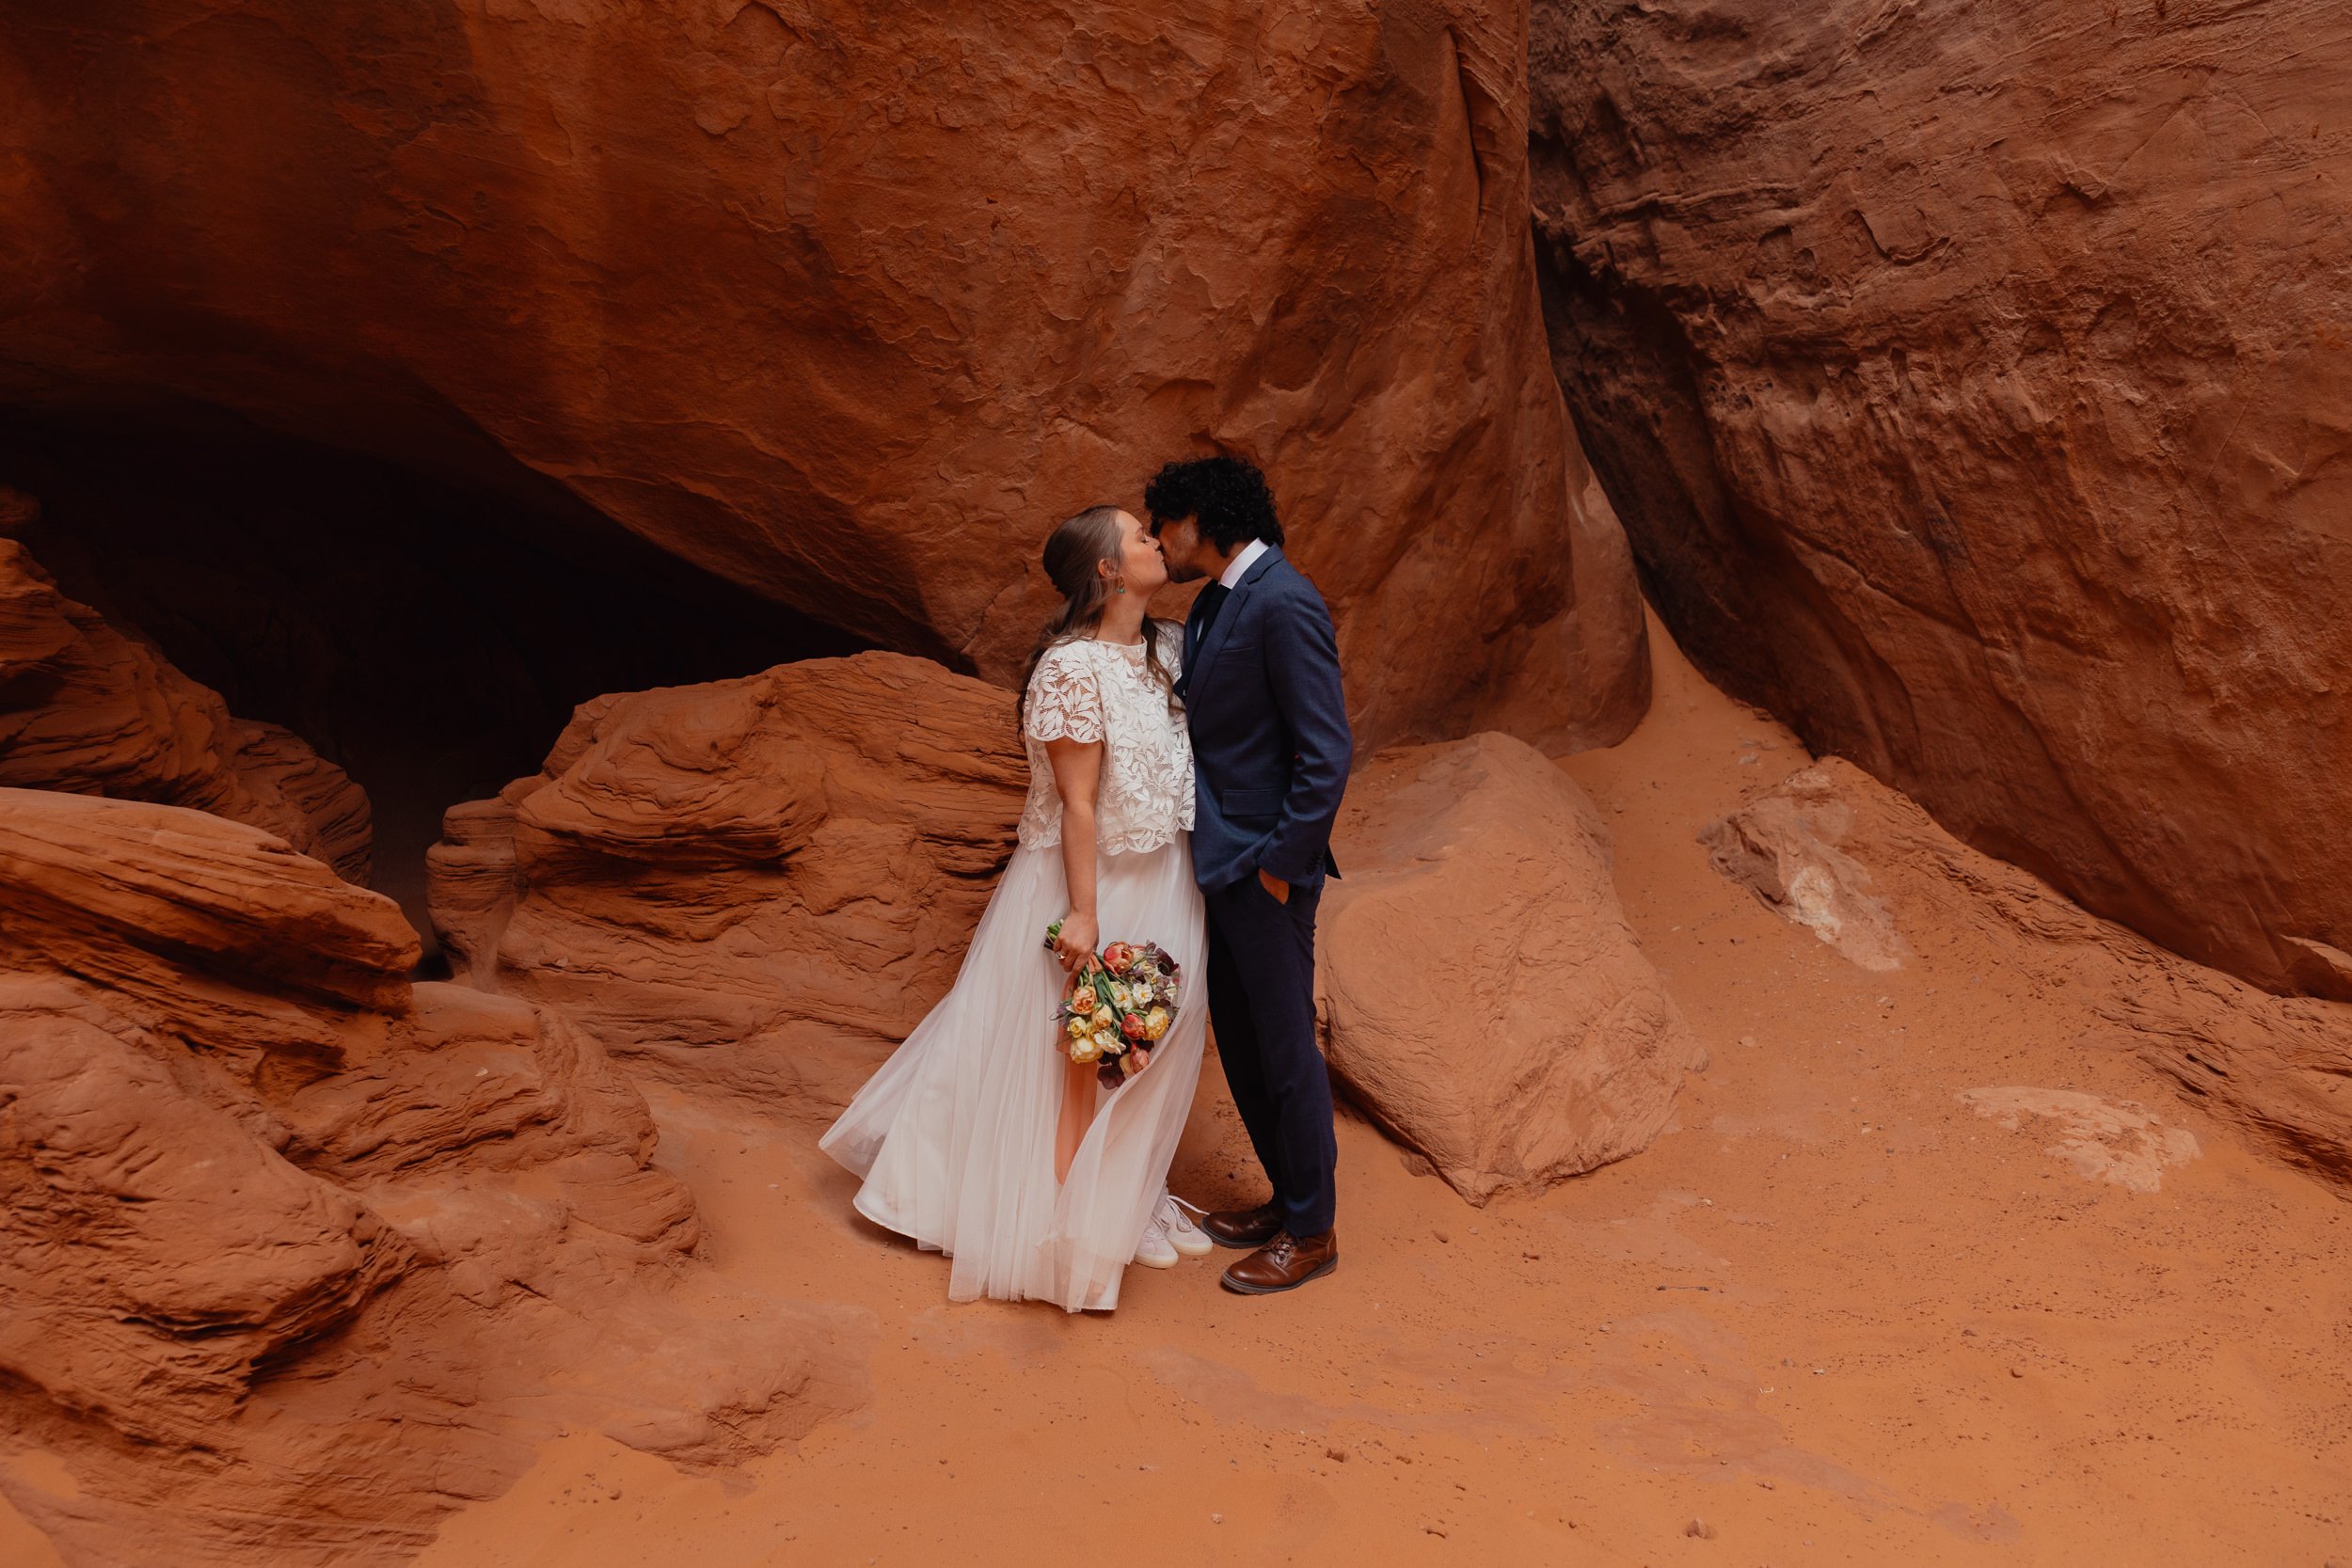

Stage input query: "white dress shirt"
[{"left": 1217, "top": 536, "right": 1270, "bottom": 590}]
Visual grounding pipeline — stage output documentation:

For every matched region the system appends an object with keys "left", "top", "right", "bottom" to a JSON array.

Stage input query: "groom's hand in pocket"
[{"left": 1257, "top": 867, "right": 1290, "bottom": 905}]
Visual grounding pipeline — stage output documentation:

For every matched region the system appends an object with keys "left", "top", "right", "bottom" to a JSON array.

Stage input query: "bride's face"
[{"left": 1105, "top": 510, "right": 1168, "bottom": 597}]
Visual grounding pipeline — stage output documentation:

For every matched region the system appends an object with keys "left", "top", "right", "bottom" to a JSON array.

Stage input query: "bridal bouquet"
[{"left": 1042, "top": 923, "right": 1182, "bottom": 1089}]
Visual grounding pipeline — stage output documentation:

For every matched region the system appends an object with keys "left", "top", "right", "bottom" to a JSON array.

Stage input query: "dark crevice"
[
  {"left": 1446, "top": 28, "right": 1495, "bottom": 214},
  {"left": 0, "top": 403, "right": 867, "bottom": 960}
]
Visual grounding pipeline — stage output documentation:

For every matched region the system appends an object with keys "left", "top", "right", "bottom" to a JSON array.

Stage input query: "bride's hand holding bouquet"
[
  {"left": 1044, "top": 922, "right": 1184, "bottom": 1091},
  {"left": 1050, "top": 909, "right": 1100, "bottom": 974}
]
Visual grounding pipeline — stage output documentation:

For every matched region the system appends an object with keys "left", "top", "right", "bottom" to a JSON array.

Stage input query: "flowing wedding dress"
[{"left": 819, "top": 626, "right": 1205, "bottom": 1311}]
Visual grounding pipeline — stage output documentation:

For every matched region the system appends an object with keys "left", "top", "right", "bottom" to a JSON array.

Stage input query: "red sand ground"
[{"left": 10, "top": 619, "right": 2346, "bottom": 1566}]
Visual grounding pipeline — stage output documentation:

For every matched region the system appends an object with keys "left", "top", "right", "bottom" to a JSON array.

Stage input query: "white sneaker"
[
  {"left": 1159, "top": 1194, "right": 1214, "bottom": 1258},
  {"left": 1134, "top": 1215, "right": 1178, "bottom": 1269}
]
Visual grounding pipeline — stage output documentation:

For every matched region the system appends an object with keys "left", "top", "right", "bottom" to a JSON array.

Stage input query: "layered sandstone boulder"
[
  {"left": 427, "top": 653, "right": 1028, "bottom": 1112},
  {"left": 1317, "top": 733, "right": 1699, "bottom": 1202},
  {"left": 0, "top": 0, "right": 1647, "bottom": 755},
  {"left": 0, "top": 528, "right": 371, "bottom": 879},
  {"left": 1706, "top": 762, "right": 2352, "bottom": 1185},
  {"left": 1529, "top": 0, "right": 2352, "bottom": 992},
  {"left": 0, "top": 789, "right": 861, "bottom": 1565}
]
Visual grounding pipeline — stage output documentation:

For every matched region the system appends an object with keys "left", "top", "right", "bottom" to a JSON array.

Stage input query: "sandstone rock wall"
[
  {"left": 1529, "top": 0, "right": 2352, "bottom": 992},
  {"left": 0, "top": 0, "right": 1648, "bottom": 756},
  {"left": 0, "top": 788, "right": 863, "bottom": 1565}
]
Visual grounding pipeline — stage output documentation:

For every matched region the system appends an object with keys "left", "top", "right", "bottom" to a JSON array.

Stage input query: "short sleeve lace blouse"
[{"left": 1018, "top": 626, "right": 1196, "bottom": 855}]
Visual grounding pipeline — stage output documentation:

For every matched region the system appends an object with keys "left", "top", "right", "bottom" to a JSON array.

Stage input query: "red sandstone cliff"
[
  {"left": 1529, "top": 0, "right": 2352, "bottom": 995},
  {"left": 0, "top": 0, "right": 1647, "bottom": 755}
]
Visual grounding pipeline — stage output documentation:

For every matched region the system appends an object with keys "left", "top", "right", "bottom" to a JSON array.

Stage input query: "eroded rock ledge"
[
  {"left": 428, "top": 652, "right": 1029, "bottom": 1114},
  {"left": 0, "top": 516, "right": 370, "bottom": 881},
  {"left": 0, "top": 789, "right": 864, "bottom": 1566}
]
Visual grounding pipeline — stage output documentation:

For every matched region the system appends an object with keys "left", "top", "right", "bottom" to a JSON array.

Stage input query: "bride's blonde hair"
[{"left": 1016, "top": 506, "right": 1174, "bottom": 734}]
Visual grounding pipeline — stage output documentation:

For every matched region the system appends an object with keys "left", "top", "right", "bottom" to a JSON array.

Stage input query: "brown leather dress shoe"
[
  {"left": 1219, "top": 1229, "right": 1337, "bottom": 1295},
  {"left": 1200, "top": 1200, "right": 1282, "bottom": 1250}
]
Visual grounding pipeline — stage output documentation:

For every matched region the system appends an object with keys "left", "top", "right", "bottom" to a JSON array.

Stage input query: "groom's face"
[{"left": 1149, "top": 515, "right": 1213, "bottom": 582}]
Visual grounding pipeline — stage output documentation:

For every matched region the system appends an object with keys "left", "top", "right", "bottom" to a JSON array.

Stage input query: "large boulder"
[
  {"left": 0, "top": 788, "right": 861, "bottom": 1565},
  {"left": 1529, "top": 0, "right": 2352, "bottom": 993},
  {"left": 1317, "top": 733, "right": 1699, "bottom": 1202},
  {"left": 427, "top": 652, "right": 1028, "bottom": 1113},
  {"left": 0, "top": 0, "right": 1648, "bottom": 756},
  {"left": 0, "top": 532, "right": 371, "bottom": 880}
]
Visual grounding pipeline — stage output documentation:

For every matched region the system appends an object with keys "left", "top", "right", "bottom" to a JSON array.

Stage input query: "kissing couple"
[{"left": 820, "top": 454, "right": 1351, "bottom": 1309}]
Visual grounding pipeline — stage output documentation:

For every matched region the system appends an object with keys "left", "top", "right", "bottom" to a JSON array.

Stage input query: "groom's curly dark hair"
[{"left": 1143, "top": 454, "right": 1284, "bottom": 550}]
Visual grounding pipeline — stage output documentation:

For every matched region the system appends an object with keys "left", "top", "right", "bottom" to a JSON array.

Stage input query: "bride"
[{"left": 820, "top": 505, "right": 1214, "bottom": 1310}]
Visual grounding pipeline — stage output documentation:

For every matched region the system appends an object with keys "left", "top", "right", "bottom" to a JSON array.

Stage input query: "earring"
[{"left": 1115, "top": 578, "right": 1128, "bottom": 594}]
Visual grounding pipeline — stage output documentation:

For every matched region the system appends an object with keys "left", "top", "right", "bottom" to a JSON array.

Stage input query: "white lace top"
[{"left": 1018, "top": 626, "right": 1196, "bottom": 855}]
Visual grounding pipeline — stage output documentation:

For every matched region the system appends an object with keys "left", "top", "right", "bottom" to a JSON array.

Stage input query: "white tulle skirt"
[{"left": 818, "top": 835, "right": 1207, "bottom": 1312}]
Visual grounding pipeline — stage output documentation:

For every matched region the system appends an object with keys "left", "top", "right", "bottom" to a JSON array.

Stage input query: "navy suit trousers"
[{"left": 1204, "top": 873, "right": 1337, "bottom": 1239}]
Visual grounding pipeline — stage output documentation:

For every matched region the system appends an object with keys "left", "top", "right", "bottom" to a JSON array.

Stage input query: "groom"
[{"left": 1146, "top": 454, "right": 1351, "bottom": 1296}]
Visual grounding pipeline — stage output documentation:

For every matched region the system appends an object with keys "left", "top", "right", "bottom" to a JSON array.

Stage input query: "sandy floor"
[{"left": 22, "top": 618, "right": 2344, "bottom": 1567}]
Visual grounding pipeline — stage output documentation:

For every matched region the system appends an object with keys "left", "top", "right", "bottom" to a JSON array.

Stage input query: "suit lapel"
[
  {"left": 1185, "top": 545, "right": 1282, "bottom": 700},
  {"left": 1176, "top": 595, "right": 1202, "bottom": 696}
]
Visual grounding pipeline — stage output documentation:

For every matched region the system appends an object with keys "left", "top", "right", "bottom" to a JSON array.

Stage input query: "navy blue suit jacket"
[{"left": 1178, "top": 545, "right": 1352, "bottom": 894}]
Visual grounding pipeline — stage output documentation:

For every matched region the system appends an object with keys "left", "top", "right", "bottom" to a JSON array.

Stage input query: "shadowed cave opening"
[{"left": 0, "top": 407, "right": 867, "bottom": 964}]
